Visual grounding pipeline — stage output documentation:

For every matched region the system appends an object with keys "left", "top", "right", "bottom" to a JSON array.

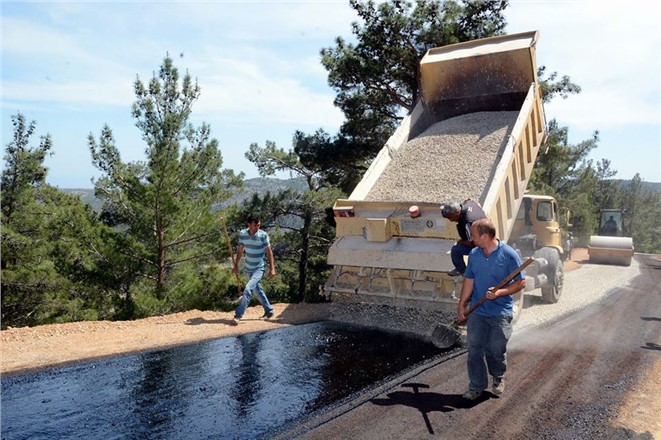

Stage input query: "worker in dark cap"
[{"left": 441, "top": 198, "right": 486, "bottom": 276}]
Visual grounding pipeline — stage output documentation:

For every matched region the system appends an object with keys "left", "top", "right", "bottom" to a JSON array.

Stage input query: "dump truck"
[
  {"left": 509, "top": 194, "right": 571, "bottom": 303},
  {"left": 323, "top": 31, "right": 560, "bottom": 336},
  {"left": 588, "top": 209, "right": 634, "bottom": 266}
]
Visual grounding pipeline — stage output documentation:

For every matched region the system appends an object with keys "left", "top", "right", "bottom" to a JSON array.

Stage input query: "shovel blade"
[{"left": 431, "top": 323, "right": 462, "bottom": 349}]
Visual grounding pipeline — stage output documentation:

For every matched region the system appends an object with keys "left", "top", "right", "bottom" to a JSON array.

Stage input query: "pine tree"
[{"left": 88, "top": 56, "right": 242, "bottom": 306}]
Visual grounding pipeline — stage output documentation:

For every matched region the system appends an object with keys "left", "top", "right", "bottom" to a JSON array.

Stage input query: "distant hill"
[
  {"left": 61, "top": 177, "right": 308, "bottom": 212},
  {"left": 60, "top": 177, "right": 660, "bottom": 213},
  {"left": 629, "top": 181, "right": 661, "bottom": 193},
  {"left": 220, "top": 177, "right": 307, "bottom": 208},
  {"left": 62, "top": 188, "right": 104, "bottom": 212}
]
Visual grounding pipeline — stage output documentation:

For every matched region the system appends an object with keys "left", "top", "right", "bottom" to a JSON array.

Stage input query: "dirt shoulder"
[{"left": 1, "top": 302, "right": 331, "bottom": 375}]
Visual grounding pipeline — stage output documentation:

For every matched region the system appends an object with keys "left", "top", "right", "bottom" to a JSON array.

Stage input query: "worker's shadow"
[
  {"left": 184, "top": 316, "right": 267, "bottom": 326},
  {"left": 184, "top": 317, "right": 230, "bottom": 325},
  {"left": 641, "top": 316, "right": 661, "bottom": 322},
  {"left": 370, "top": 383, "right": 492, "bottom": 435},
  {"left": 641, "top": 342, "right": 661, "bottom": 351}
]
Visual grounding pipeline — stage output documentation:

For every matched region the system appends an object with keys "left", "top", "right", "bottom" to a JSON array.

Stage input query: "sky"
[{"left": 2, "top": 1, "right": 660, "bottom": 189}]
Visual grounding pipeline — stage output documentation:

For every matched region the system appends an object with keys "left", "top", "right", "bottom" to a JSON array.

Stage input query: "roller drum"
[{"left": 588, "top": 236, "right": 634, "bottom": 266}]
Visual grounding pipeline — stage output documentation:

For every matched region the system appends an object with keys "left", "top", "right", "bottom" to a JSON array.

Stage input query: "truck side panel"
[{"left": 483, "top": 82, "right": 546, "bottom": 241}]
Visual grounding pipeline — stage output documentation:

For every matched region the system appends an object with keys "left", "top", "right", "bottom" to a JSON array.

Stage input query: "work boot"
[
  {"left": 231, "top": 317, "right": 240, "bottom": 326},
  {"left": 493, "top": 378, "right": 505, "bottom": 395}
]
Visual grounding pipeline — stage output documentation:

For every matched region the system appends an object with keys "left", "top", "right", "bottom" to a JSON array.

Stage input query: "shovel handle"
[
  {"left": 220, "top": 216, "right": 242, "bottom": 294},
  {"left": 459, "top": 257, "right": 534, "bottom": 322}
]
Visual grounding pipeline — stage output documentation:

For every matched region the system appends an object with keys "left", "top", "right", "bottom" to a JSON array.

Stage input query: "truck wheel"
[
  {"left": 537, "top": 247, "right": 563, "bottom": 303},
  {"left": 512, "top": 290, "right": 525, "bottom": 324}
]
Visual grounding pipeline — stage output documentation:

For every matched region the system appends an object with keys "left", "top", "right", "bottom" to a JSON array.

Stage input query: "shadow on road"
[
  {"left": 641, "top": 316, "right": 661, "bottom": 322},
  {"left": 184, "top": 317, "right": 233, "bottom": 325},
  {"left": 370, "top": 382, "right": 493, "bottom": 434}
]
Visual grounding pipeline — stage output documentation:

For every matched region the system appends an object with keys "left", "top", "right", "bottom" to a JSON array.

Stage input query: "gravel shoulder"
[{"left": 1, "top": 302, "right": 331, "bottom": 375}]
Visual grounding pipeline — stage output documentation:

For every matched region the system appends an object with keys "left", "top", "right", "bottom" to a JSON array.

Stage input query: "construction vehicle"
[
  {"left": 509, "top": 194, "right": 571, "bottom": 304},
  {"left": 588, "top": 209, "right": 634, "bottom": 266},
  {"left": 323, "top": 31, "right": 561, "bottom": 335}
]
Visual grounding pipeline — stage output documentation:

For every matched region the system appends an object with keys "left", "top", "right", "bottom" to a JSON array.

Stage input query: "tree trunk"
[
  {"left": 297, "top": 212, "right": 312, "bottom": 302},
  {"left": 157, "top": 228, "right": 165, "bottom": 296}
]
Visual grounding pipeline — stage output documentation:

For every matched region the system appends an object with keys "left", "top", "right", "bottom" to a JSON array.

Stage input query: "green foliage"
[
  {"left": 528, "top": 120, "right": 600, "bottom": 240},
  {"left": 127, "top": 282, "right": 170, "bottom": 319},
  {"left": 165, "top": 262, "right": 242, "bottom": 312},
  {"left": 88, "top": 55, "right": 243, "bottom": 308},
  {"left": 319, "top": 0, "right": 509, "bottom": 188},
  {"left": 4, "top": 7, "right": 659, "bottom": 329},
  {"left": 1, "top": 113, "right": 117, "bottom": 328},
  {"left": 621, "top": 175, "right": 661, "bottom": 254},
  {"left": 528, "top": 121, "right": 661, "bottom": 252},
  {"left": 538, "top": 66, "right": 582, "bottom": 104},
  {"left": 37, "top": 294, "right": 99, "bottom": 324}
]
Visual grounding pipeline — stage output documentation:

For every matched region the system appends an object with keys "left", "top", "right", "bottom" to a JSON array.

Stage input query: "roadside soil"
[{"left": 2, "top": 248, "right": 657, "bottom": 436}]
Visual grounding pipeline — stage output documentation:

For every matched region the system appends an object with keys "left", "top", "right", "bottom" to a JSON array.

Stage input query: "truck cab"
[{"left": 510, "top": 195, "right": 565, "bottom": 259}]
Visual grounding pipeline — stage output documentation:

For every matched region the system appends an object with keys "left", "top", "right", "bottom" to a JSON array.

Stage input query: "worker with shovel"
[
  {"left": 457, "top": 218, "right": 525, "bottom": 400},
  {"left": 230, "top": 215, "right": 277, "bottom": 325}
]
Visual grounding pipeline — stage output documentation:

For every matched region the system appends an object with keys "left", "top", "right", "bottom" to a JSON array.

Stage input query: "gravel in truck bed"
[{"left": 365, "top": 111, "right": 518, "bottom": 205}]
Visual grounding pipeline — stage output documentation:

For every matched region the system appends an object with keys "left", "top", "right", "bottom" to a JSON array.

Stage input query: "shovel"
[
  {"left": 220, "top": 216, "right": 243, "bottom": 299},
  {"left": 431, "top": 257, "right": 534, "bottom": 349}
]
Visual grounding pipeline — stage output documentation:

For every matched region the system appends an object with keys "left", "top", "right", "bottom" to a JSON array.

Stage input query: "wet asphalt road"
[
  {"left": 278, "top": 254, "right": 660, "bottom": 440},
  {"left": 1, "top": 322, "right": 444, "bottom": 440}
]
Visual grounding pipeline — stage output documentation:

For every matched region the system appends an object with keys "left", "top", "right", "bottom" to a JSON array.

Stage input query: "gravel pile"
[
  {"left": 365, "top": 111, "right": 518, "bottom": 204},
  {"left": 329, "top": 295, "right": 456, "bottom": 340}
]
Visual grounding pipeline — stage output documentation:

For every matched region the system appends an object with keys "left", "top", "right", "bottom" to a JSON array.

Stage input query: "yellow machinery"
[
  {"left": 509, "top": 194, "right": 570, "bottom": 303},
  {"left": 323, "top": 31, "right": 557, "bottom": 332},
  {"left": 588, "top": 209, "right": 634, "bottom": 266}
]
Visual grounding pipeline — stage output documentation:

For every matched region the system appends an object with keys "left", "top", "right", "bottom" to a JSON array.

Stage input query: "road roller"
[{"left": 588, "top": 209, "right": 634, "bottom": 266}]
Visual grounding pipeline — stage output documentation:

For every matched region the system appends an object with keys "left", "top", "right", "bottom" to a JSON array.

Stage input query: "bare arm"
[
  {"left": 266, "top": 245, "right": 276, "bottom": 278},
  {"left": 485, "top": 278, "right": 526, "bottom": 300}
]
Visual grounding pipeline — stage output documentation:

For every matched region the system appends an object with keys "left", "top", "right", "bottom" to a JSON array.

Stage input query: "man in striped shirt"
[{"left": 231, "top": 215, "right": 277, "bottom": 325}]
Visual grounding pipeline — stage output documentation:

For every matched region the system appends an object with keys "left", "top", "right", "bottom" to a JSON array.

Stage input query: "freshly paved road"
[{"left": 277, "top": 254, "right": 660, "bottom": 439}]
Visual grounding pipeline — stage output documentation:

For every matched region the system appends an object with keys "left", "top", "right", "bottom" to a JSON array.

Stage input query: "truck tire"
[{"left": 536, "top": 247, "right": 563, "bottom": 304}]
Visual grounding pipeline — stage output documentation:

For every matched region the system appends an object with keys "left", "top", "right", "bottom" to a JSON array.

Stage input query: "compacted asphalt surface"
[{"left": 276, "top": 254, "right": 660, "bottom": 440}]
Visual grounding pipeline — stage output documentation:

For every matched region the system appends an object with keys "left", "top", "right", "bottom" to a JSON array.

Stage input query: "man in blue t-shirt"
[
  {"left": 457, "top": 218, "right": 525, "bottom": 400},
  {"left": 231, "top": 215, "right": 276, "bottom": 325}
]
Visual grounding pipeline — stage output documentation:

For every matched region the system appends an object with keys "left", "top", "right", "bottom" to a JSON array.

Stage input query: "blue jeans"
[
  {"left": 466, "top": 313, "right": 513, "bottom": 392},
  {"left": 234, "top": 268, "right": 274, "bottom": 319},
  {"left": 451, "top": 242, "right": 473, "bottom": 274}
]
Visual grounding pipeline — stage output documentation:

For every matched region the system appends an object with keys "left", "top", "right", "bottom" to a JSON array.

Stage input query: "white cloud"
[
  {"left": 506, "top": 1, "right": 661, "bottom": 130},
  {"left": 3, "top": 1, "right": 659, "bottom": 186},
  {"left": 2, "top": 2, "right": 348, "bottom": 123}
]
